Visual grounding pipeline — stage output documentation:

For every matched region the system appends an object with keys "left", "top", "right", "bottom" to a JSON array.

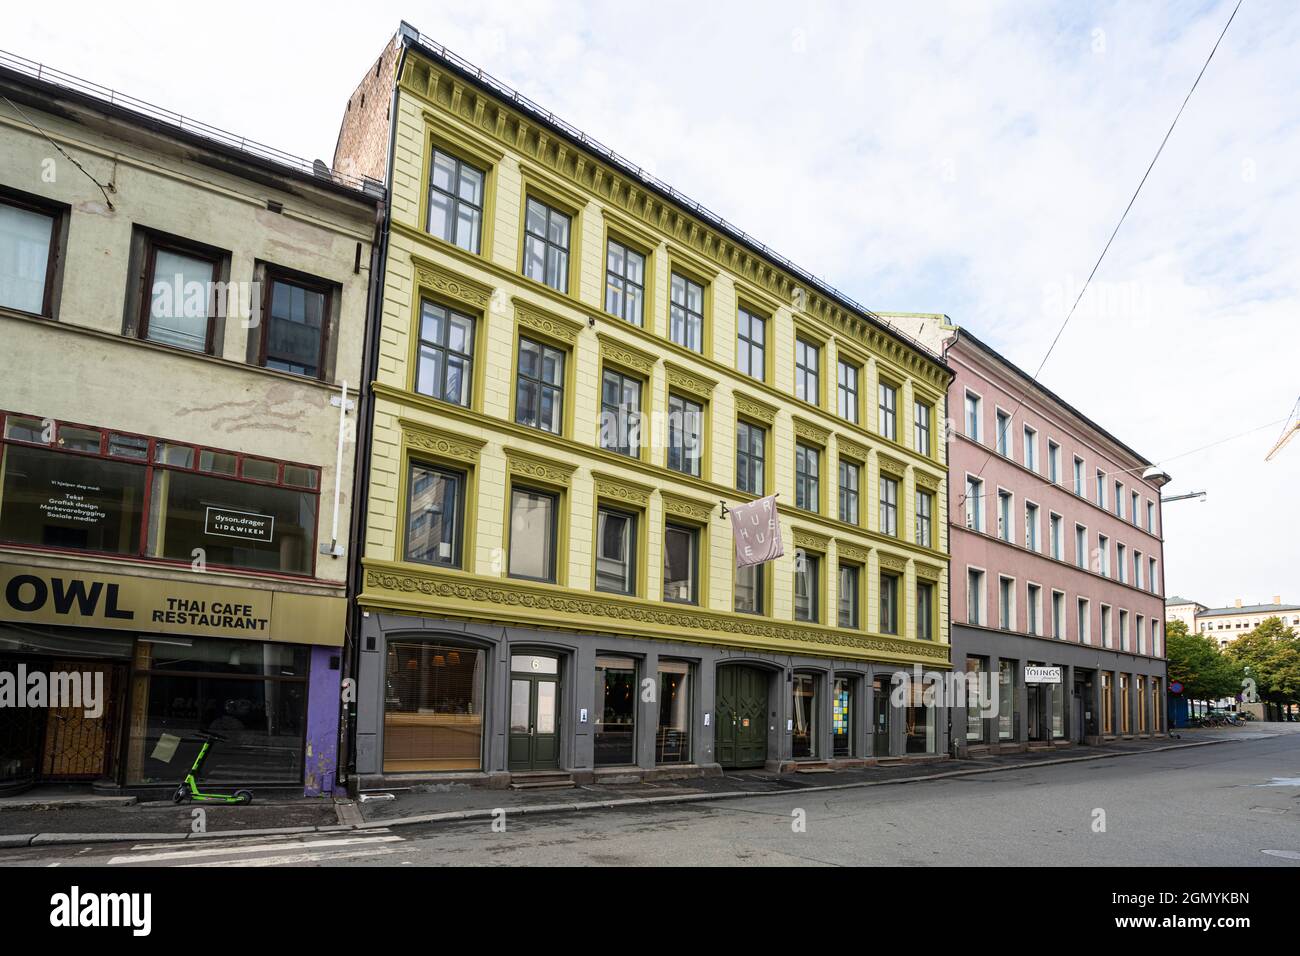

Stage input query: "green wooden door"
[
  {"left": 508, "top": 675, "right": 560, "bottom": 771},
  {"left": 716, "top": 666, "right": 768, "bottom": 768}
]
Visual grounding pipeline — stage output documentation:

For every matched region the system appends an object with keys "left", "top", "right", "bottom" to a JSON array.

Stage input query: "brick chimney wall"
[{"left": 333, "top": 34, "right": 402, "bottom": 185}]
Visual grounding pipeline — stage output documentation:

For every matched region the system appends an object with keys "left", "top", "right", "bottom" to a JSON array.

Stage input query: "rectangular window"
[
  {"left": 1048, "top": 441, "right": 1060, "bottom": 483},
  {"left": 879, "top": 572, "right": 899, "bottom": 634},
  {"left": 600, "top": 368, "right": 642, "bottom": 458},
  {"left": 1027, "top": 583, "right": 1042, "bottom": 635},
  {"left": 259, "top": 272, "right": 329, "bottom": 379},
  {"left": 967, "top": 568, "right": 985, "bottom": 625},
  {"left": 1134, "top": 550, "right": 1143, "bottom": 589},
  {"left": 1049, "top": 513, "right": 1063, "bottom": 559},
  {"left": 838, "top": 564, "right": 860, "bottom": 628},
  {"left": 142, "top": 239, "right": 219, "bottom": 353},
  {"left": 1146, "top": 500, "right": 1155, "bottom": 533},
  {"left": 405, "top": 463, "right": 463, "bottom": 567},
  {"left": 1117, "top": 543, "right": 1127, "bottom": 583},
  {"left": 1052, "top": 591, "right": 1065, "bottom": 639},
  {"left": 1149, "top": 557, "right": 1157, "bottom": 593},
  {"left": 837, "top": 360, "right": 859, "bottom": 423},
  {"left": 1078, "top": 598, "right": 1091, "bottom": 644},
  {"left": 595, "top": 506, "right": 636, "bottom": 595},
  {"left": 1115, "top": 481, "right": 1124, "bottom": 517},
  {"left": 879, "top": 474, "right": 899, "bottom": 537},
  {"left": 604, "top": 239, "right": 645, "bottom": 326},
  {"left": 795, "top": 551, "right": 820, "bottom": 622},
  {"left": 965, "top": 392, "right": 982, "bottom": 442},
  {"left": 878, "top": 381, "right": 897, "bottom": 441},
  {"left": 1098, "top": 534, "right": 1109, "bottom": 577},
  {"left": 1131, "top": 491, "right": 1140, "bottom": 526},
  {"left": 917, "top": 581, "right": 935, "bottom": 639},
  {"left": 669, "top": 272, "right": 704, "bottom": 352},
  {"left": 998, "top": 576, "right": 1014, "bottom": 630},
  {"left": 1073, "top": 456, "right": 1085, "bottom": 496},
  {"left": 382, "top": 639, "right": 484, "bottom": 773},
  {"left": 995, "top": 410, "right": 1011, "bottom": 456},
  {"left": 795, "top": 338, "right": 820, "bottom": 405},
  {"left": 914, "top": 400, "right": 932, "bottom": 456},
  {"left": 1110, "top": 607, "right": 1120, "bottom": 650},
  {"left": 1075, "top": 524, "right": 1087, "bottom": 569},
  {"left": 515, "top": 336, "right": 565, "bottom": 433},
  {"left": 838, "top": 460, "right": 860, "bottom": 525},
  {"left": 416, "top": 300, "right": 475, "bottom": 407},
  {"left": 663, "top": 523, "right": 698, "bottom": 604},
  {"left": 1025, "top": 502, "right": 1039, "bottom": 552},
  {"left": 666, "top": 393, "right": 702, "bottom": 477},
  {"left": 736, "top": 307, "right": 766, "bottom": 380},
  {"left": 734, "top": 563, "right": 763, "bottom": 615},
  {"left": 915, "top": 490, "right": 933, "bottom": 548},
  {"left": 1096, "top": 469, "right": 1106, "bottom": 508},
  {"left": 508, "top": 487, "right": 557, "bottom": 582},
  {"left": 997, "top": 490, "right": 1012, "bottom": 542},
  {"left": 0, "top": 196, "right": 58, "bottom": 315},
  {"left": 523, "top": 197, "right": 570, "bottom": 293},
  {"left": 965, "top": 477, "right": 984, "bottom": 532},
  {"left": 795, "top": 442, "right": 820, "bottom": 513},
  {"left": 428, "top": 148, "right": 484, "bottom": 253},
  {"left": 735, "top": 421, "right": 765, "bottom": 495},
  {"left": 1024, "top": 426, "right": 1037, "bottom": 472}
]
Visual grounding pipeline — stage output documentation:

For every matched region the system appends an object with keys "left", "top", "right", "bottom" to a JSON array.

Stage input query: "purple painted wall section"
[{"left": 304, "top": 645, "right": 342, "bottom": 796}]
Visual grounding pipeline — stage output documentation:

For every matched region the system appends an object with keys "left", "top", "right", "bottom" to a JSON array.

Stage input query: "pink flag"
[{"left": 729, "top": 495, "right": 784, "bottom": 567}]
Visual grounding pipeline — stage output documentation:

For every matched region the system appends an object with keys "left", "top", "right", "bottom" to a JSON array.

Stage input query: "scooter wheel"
[
  {"left": 172, "top": 786, "right": 189, "bottom": 805},
  {"left": 234, "top": 790, "right": 253, "bottom": 805}
]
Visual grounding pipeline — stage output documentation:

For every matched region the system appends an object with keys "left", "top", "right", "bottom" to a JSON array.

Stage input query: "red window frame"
[{"left": 0, "top": 410, "right": 322, "bottom": 579}]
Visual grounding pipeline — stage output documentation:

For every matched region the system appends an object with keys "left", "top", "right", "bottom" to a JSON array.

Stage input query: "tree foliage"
[
  {"left": 1225, "top": 616, "right": 1300, "bottom": 704},
  {"left": 1165, "top": 619, "right": 1242, "bottom": 701}
]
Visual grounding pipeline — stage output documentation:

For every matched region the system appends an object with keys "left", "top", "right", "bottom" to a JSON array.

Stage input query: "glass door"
[
  {"left": 832, "top": 676, "right": 853, "bottom": 758},
  {"left": 872, "top": 675, "right": 890, "bottom": 756},
  {"left": 508, "top": 654, "right": 560, "bottom": 771}
]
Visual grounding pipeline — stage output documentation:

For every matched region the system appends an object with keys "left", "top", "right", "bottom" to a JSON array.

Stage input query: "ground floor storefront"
[
  {"left": 352, "top": 613, "right": 953, "bottom": 789},
  {"left": 0, "top": 563, "right": 345, "bottom": 797},
  {"left": 952, "top": 623, "right": 1167, "bottom": 756}
]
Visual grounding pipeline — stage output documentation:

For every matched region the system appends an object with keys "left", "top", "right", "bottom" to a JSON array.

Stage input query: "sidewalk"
[{"left": 0, "top": 726, "right": 1282, "bottom": 848}]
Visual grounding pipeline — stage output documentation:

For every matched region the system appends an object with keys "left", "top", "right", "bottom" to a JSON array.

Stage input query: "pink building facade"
[{"left": 901, "top": 317, "right": 1170, "bottom": 751}]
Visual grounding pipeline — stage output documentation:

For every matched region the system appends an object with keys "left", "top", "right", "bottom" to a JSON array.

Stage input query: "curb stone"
[{"left": 6, "top": 735, "right": 1269, "bottom": 848}]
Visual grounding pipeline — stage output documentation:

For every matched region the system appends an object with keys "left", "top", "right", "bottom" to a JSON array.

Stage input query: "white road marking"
[
  {"left": 128, "top": 830, "right": 390, "bottom": 851},
  {"left": 108, "top": 835, "right": 402, "bottom": 865},
  {"left": 182, "top": 847, "right": 399, "bottom": 867}
]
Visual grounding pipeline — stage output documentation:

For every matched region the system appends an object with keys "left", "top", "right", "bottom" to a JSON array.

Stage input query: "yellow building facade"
[{"left": 338, "top": 26, "right": 952, "bottom": 784}]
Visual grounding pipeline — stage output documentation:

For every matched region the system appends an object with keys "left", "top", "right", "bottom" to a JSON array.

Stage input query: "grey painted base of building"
[
  {"left": 352, "top": 612, "right": 950, "bottom": 787},
  {"left": 951, "top": 623, "right": 1168, "bottom": 757}
]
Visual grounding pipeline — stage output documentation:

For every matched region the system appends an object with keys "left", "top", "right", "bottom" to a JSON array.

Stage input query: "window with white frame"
[
  {"left": 1025, "top": 502, "right": 1040, "bottom": 552},
  {"left": 1097, "top": 534, "right": 1109, "bottom": 577},
  {"left": 1023, "top": 426, "right": 1037, "bottom": 472},
  {"left": 965, "top": 477, "right": 984, "bottom": 532},
  {"left": 1049, "top": 513, "right": 1063, "bottom": 560},
  {"left": 1117, "top": 543, "right": 1127, "bottom": 583},
  {"left": 1075, "top": 523, "right": 1087, "bottom": 568},
  {"left": 997, "top": 490, "right": 1012, "bottom": 542},
  {"left": 1078, "top": 598, "right": 1091, "bottom": 644},
  {"left": 1052, "top": 591, "right": 1065, "bottom": 639},
  {"left": 1073, "top": 456, "right": 1084, "bottom": 496},
  {"left": 1027, "top": 583, "right": 1042, "bottom": 635},
  {"left": 996, "top": 409, "right": 1011, "bottom": 456},
  {"left": 1048, "top": 440, "right": 1060, "bottom": 483},
  {"left": 967, "top": 568, "right": 986, "bottom": 626},
  {"left": 965, "top": 391, "right": 982, "bottom": 442},
  {"left": 998, "top": 576, "right": 1015, "bottom": 630}
]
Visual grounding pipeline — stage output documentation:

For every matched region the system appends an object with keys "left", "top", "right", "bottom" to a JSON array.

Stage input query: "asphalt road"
[{"left": 4, "top": 733, "right": 1298, "bottom": 867}]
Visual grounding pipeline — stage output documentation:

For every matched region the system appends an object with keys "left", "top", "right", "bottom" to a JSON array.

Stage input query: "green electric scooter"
[{"left": 171, "top": 731, "right": 254, "bottom": 805}]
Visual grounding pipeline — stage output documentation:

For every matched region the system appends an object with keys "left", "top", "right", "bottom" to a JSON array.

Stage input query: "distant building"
[{"left": 1168, "top": 597, "right": 1300, "bottom": 649}]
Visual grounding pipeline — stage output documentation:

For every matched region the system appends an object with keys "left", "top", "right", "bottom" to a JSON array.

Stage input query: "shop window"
[
  {"left": 905, "top": 678, "right": 936, "bottom": 753},
  {"left": 791, "top": 672, "right": 817, "bottom": 759},
  {"left": 832, "top": 676, "right": 854, "bottom": 758},
  {"left": 126, "top": 637, "right": 309, "bottom": 785},
  {"left": 656, "top": 661, "right": 692, "bottom": 764},
  {"left": 382, "top": 640, "right": 485, "bottom": 773},
  {"left": 966, "top": 656, "right": 986, "bottom": 743},
  {"left": 595, "top": 655, "right": 637, "bottom": 767},
  {"left": 0, "top": 413, "right": 321, "bottom": 576},
  {"left": 998, "top": 661, "right": 1014, "bottom": 740}
]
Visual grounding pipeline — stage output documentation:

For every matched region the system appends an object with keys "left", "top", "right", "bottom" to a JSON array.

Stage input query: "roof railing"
[
  {"left": 403, "top": 26, "right": 944, "bottom": 365},
  {"left": 0, "top": 49, "right": 369, "bottom": 193}
]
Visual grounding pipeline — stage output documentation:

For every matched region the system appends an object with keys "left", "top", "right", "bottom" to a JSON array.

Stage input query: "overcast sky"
[{"left": 9, "top": 0, "right": 1297, "bottom": 607}]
